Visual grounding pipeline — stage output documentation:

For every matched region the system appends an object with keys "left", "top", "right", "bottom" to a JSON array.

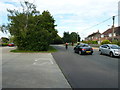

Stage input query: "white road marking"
[
  {"left": 35, "top": 60, "right": 38, "bottom": 62},
  {"left": 49, "top": 59, "right": 54, "bottom": 64},
  {"left": 33, "top": 62, "right": 36, "bottom": 65},
  {"left": 33, "top": 58, "right": 54, "bottom": 65}
]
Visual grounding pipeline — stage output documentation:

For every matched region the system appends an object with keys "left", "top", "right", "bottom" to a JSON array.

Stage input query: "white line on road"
[{"left": 33, "top": 62, "right": 50, "bottom": 66}]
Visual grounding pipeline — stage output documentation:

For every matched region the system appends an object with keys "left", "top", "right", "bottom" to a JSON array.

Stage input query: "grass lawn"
[{"left": 10, "top": 46, "right": 57, "bottom": 53}]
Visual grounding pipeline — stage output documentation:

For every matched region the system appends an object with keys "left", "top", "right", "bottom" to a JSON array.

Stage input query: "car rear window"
[
  {"left": 110, "top": 45, "right": 120, "bottom": 49},
  {"left": 82, "top": 45, "right": 90, "bottom": 47}
]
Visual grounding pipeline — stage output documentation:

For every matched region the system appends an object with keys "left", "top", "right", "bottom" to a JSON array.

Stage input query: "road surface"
[{"left": 52, "top": 45, "right": 119, "bottom": 88}]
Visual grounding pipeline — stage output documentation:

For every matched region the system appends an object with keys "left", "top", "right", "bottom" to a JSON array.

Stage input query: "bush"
[
  {"left": 101, "top": 40, "right": 111, "bottom": 45},
  {"left": 2, "top": 43, "right": 8, "bottom": 46},
  {"left": 82, "top": 40, "right": 98, "bottom": 44},
  {"left": 82, "top": 41, "right": 87, "bottom": 43},
  {"left": 111, "top": 40, "right": 120, "bottom": 46},
  {"left": 15, "top": 30, "right": 50, "bottom": 51},
  {"left": 11, "top": 46, "right": 57, "bottom": 53}
]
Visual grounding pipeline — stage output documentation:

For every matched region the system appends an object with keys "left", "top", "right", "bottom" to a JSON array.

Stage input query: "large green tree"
[{"left": 7, "top": 1, "right": 57, "bottom": 51}]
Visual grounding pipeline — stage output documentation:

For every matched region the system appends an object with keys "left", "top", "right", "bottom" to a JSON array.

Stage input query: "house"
[
  {"left": 100, "top": 26, "right": 120, "bottom": 42},
  {"left": 85, "top": 30, "right": 101, "bottom": 41},
  {"left": 85, "top": 26, "right": 120, "bottom": 43}
]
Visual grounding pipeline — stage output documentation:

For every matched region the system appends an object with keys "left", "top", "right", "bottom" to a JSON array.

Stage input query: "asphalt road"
[{"left": 52, "top": 45, "right": 119, "bottom": 88}]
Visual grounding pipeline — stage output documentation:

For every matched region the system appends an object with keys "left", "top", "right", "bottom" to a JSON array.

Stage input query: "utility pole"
[
  {"left": 77, "top": 32, "right": 78, "bottom": 43},
  {"left": 112, "top": 16, "right": 115, "bottom": 41}
]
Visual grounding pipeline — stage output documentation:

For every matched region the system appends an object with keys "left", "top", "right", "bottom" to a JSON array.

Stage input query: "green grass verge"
[{"left": 10, "top": 46, "right": 57, "bottom": 53}]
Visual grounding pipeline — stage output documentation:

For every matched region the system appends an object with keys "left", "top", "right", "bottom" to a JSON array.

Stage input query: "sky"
[{"left": 0, "top": 0, "right": 120, "bottom": 40}]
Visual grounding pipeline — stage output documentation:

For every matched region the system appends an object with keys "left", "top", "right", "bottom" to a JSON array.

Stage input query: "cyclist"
[{"left": 65, "top": 42, "right": 68, "bottom": 50}]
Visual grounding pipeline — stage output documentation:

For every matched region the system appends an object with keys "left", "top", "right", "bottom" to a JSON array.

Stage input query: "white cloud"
[
  {"left": 0, "top": 0, "right": 119, "bottom": 38},
  {"left": 0, "top": 2, "right": 16, "bottom": 13},
  {"left": 0, "top": 31, "right": 9, "bottom": 38}
]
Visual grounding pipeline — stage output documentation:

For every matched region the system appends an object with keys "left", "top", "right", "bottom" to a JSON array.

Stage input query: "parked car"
[
  {"left": 99, "top": 44, "right": 120, "bottom": 57},
  {"left": 74, "top": 43, "right": 93, "bottom": 55},
  {"left": 8, "top": 43, "right": 14, "bottom": 47}
]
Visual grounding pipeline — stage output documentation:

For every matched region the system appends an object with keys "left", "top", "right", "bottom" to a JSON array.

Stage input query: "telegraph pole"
[
  {"left": 112, "top": 16, "right": 115, "bottom": 41},
  {"left": 77, "top": 32, "right": 78, "bottom": 43}
]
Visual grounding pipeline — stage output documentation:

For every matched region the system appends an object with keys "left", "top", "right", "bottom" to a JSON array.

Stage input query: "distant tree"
[
  {"left": 52, "top": 35, "right": 63, "bottom": 44},
  {"left": 63, "top": 32, "right": 81, "bottom": 43},
  {"left": 63, "top": 32, "right": 71, "bottom": 43},
  {"left": 70, "top": 32, "right": 77, "bottom": 43},
  {"left": 70, "top": 32, "right": 80, "bottom": 43}
]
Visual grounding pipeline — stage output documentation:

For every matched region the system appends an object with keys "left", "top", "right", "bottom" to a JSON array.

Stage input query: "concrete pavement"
[{"left": 2, "top": 47, "right": 71, "bottom": 88}]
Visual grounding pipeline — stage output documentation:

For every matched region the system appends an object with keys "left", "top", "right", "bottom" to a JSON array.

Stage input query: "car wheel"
[
  {"left": 74, "top": 50, "right": 76, "bottom": 53},
  {"left": 109, "top": 52, "right": 114, "bottom": 57},
  {"left": 100, "top": 51, "right": 103, "bottom": 55}
]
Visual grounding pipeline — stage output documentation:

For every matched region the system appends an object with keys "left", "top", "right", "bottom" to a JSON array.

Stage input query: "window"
[
  {"left": 109, "top": 33, "right": 112, "bottom": 37},
  {"left": 101, "top": 35, "right": 104, "bottom": 38},
  {"left": 102, "top": 45, "right": 107, "bottom": 48},
  {"left": 114, "top": 33, "right": 116, "bottom": 36},
  {"left": 110, "top": 45, "right": 120, "bottom": 49}
]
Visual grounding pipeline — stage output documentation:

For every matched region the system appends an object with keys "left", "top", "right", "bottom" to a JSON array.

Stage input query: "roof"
[
  {"left": 102, "top": 26, "right": 120, "bottom": 35},
  {"left": 114, "top": 26, "right": 120, "bottom": 35},
  {"left": 88, "top": 31, "right": 101, "bottom": 37}
]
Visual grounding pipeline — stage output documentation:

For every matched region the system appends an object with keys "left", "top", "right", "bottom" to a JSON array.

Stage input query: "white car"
[{"left": 99, "top": 44, "right": 120, "bottom": 57}]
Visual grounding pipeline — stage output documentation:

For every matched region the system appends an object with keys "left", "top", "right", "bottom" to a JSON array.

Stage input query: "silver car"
[{"left": 99, "top": 44, "right": 120, "bottom": 57}]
